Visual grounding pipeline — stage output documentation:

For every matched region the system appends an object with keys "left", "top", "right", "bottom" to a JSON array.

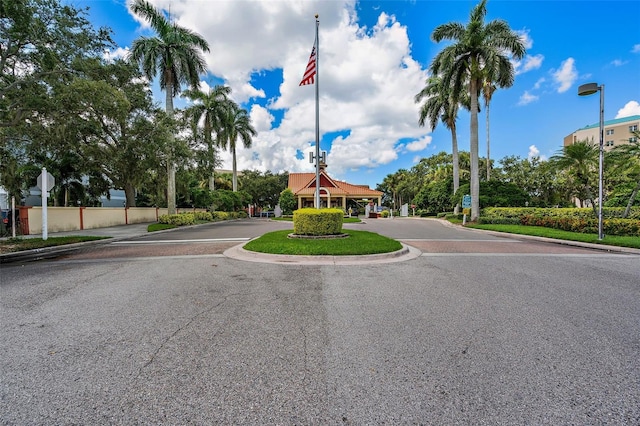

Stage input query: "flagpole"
[{"left": 314, "top": 14, "right": 320, "bottom": 209}]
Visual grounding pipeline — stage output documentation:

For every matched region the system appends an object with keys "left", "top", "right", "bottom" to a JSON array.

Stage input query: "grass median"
[
  {"left": 243, "top": 229, "right": 403, "bottom": 256},
  {"left": 0, "top": 236, "right": 108, "bottom": 254},
  {"left": 466, "top": 223, "right": 640, "bottom": 249}
]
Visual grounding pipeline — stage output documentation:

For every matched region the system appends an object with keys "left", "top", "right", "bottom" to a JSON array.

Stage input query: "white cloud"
[
  {"left": 551, "top": 58, "right": 578, "bottom": 93},
  {"left": 404, "top": 136, "right": 432, "bottom": 152},
  {"left": 615, "top": 101, "right": 640, "bottom": 118},
  {"left": 518, "top": 91, "right": 538, "bottom": 106},
  {"left": 103, "top": 47, "right": 129, "bottom": 62},
  {"left": 514, "top": 54, "right": 544, "bottom": 75},
  {"left": 249, "top": 104, "right": 274, "bottom": 133},
  {"left": 533, "top": 78, "right": 545, "bottom": 90},
  {"left": 517, "top": 29, "right": 533, "bottom": 50},
  {"left": 610, "top": 59, "right": 627, "bottom": 67},
  {"left": 632, "top": 44, "right": 640, "bottom": 53},
  {"left": 528, "top": 145, "right": 547, "bottom": 161},
  {"left": 135, "top": 1, "right": 430, "bottom": 179}
]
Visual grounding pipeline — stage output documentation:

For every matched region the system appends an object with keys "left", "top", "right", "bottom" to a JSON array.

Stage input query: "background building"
[{"left": 564, "top": 115, "right": 639, "bottom": 149}]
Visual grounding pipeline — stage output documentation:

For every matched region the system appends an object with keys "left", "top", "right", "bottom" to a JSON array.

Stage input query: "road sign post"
[
  {"left": 37, "top": 168, "right": 55, "bottom": 240},
  {"left": 462, "top": 195, "right": 472, "bottom": 225}
]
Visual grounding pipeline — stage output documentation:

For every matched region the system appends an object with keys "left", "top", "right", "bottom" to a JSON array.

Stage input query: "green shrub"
[
  {"left": 158, "top": 213, "right": 196, "bottom": 226},
  {"left": 212, "top": 211, "right": 229, "bottom": 220},
  {"left": 194, "top": 211, "right": 213, "bottom": 221},
  {"left": 519, "top": 215, "right": 640, "bottom": 236},
  {"left": 483, "top": 206, "right": 640, "bottom": 220},
  {"left": 477, "top": 216, "right": 522, "bottom": 225},
  {"left": 380, "top": 210, "right": 390, "bottom": 218},
  {"left": 278, "top": 189, "right": 296, "bottom": 215},
  {"left": 445, "top": 213, "right": 464, "bottom": 221},
  {"left": 293, "top": 208, "right": 343, "bottom": 235}
]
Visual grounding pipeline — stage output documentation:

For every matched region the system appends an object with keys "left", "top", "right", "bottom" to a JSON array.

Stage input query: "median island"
[{"left": 243, "top": 208, "right": 402, "bottom": 256}]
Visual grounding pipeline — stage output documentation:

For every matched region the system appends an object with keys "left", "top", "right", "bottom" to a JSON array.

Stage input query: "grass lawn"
[
  {"left": 148, "top": 223, "right": 177, "bottom": 232},
  {"left": 0, "top": 236, "right": 108, "bottom": 254},
  {"left": 466, "top": 223, "right": 640, "bottom": 249},
  {"left": 243, "top": 229, "right": 402, "bottom": 255}
]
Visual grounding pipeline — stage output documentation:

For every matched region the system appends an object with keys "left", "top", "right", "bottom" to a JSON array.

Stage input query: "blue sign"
[{"left": 462, "top": 195, "right": 471, "bottom": 208}]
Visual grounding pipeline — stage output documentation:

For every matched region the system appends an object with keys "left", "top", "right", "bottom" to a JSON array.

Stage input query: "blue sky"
[{"left": 71, "top": 0, "right": 640, "bottom": 190}]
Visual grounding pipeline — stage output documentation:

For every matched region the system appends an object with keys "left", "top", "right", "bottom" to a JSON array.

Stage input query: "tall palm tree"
[
  {"left": 218, "top": 101, "right": 256, "bottom": 192},
  {"left": 415, "top": 75, "right": 469, "bottom": 214},
  {"left": 128, "top": 0, "right": 209, "bottom": 214},
  {"left": 184, "top": 85, "right": 231, "bottom": 190},
  {"left": 482, "top": 78, "right": 496, "bottom": 180},
  {"left": 551, "top": 141, "right": 599, "bottom": 213},
  {"left": 610, "top": 130, "right": 640, "bottom": 217},
  {"left": 430, "top": 0, "right": 525, "bottom": 220}
]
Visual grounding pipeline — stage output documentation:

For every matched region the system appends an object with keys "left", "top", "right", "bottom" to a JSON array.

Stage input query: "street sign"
[
  {"left": 37, "top": 171, "right": 55, "bottom": 191},
  {"left": 462, "top": 194, "right": 471, "bottom": 209}
]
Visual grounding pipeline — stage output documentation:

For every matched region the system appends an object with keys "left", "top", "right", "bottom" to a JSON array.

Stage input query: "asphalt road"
[{"left": 1, "top": 218, "right": 639, "bottom": 424}]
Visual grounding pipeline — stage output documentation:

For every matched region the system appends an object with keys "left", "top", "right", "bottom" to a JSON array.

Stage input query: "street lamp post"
[{"left": 578, "top": 82, "right": 604, "bottom": 240}]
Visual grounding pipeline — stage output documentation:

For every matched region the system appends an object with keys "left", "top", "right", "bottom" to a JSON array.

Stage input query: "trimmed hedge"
[
  {"left": 293, "top": 208, "right": 344, "bottom": 235},
  {"left": 483, "top": 207, "right": 640, "bottom": 220},
  {"left": 519, "top": 215, "right": 640, "bottom": 236},
  {"left": 159, "top": 210, "right": 247, "bottom": 226},
  {"left": 480, "top": 207, "right": 640, "bottom": 236},
  {"left": 194, "top": 211, "right": 213, "bottom": 221},
  {"left": 159, "top": 213, "right": 196, "bottom": 226}
]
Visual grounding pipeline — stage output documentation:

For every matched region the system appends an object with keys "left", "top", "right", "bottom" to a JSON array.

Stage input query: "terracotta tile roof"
[{"left": 288, "top": 171, "right": 383, "bottom": 197}]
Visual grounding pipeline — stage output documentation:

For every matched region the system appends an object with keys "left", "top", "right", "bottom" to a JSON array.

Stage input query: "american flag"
[{"left": 299, "top": 43, "right": 317, "bottom": 86}]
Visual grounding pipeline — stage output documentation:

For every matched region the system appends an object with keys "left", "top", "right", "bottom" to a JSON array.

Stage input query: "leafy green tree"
[
  {"left": 1, "top": 0, "right": 113, "bottom": 203},
  {"left": 497, "top": 155, "right": 566, "bottom": 207},
  {"left": 551, "top": 141, "right": 599, "bottom": 213},
  {"left": 278, "top": 188, "right": 296, "bottom": 215},
  {"left": 413, "top": 178, "right": 454, "bottom": 214},
  {"left": 607, "top": 130, "right": 640, "bottom": 217},
  {"left": 211, "top": 189, "right": 251, "bottom": 212},
  {"left": 430, "top": 0, "right": 525, "bottom": 220},
  {"left": 218, "top": 102, "right": 257, "bottom": 192},
  {"left": 0, "top": 0, "right": 113, "bottom": 129},
  {"left": 128, "top": 0, "right": 210, "bottom": 214},
  {"left": 456, "top": 180, "right": 529, "bottom": 208},
  {"left": 184, "top": 85, "right": 231, "bottom": 190},
  {"left": 60, "top": 59, "right": 169, "bottom": 207},
  {"left": 238, "top": 170, "right": 288, "bottom": 209}
]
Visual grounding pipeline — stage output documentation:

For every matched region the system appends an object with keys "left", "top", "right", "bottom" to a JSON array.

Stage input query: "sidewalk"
[
  {"left": 0, "top": 223, "right": 158, "bottom": 264},
  {"left": 1, "top": 222, "right": 154, "bottom": 241}
]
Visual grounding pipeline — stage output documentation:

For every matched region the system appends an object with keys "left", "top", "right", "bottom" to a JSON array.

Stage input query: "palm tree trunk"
[
  {"left": 486, "top": 101, "right": 491, "bottom": 180},
  {"left": 470, "top": 77, "right": 480, "bottom": 221},
  {"left": 232, "top": 147, "right": 238, "bottom": 192},
  {"left": 166, "top": 81, "right": 176, "bottom": 214},
  {"left": 451, "top": 125, "right": 460, "bottom": 215}
]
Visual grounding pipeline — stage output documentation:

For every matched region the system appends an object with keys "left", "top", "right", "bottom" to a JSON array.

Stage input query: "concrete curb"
[{"left": 224, "top": 242, "right": 422, "bottom": 265}]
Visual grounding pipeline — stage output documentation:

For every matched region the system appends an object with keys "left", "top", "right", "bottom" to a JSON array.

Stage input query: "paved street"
[{"left": 1, "top": 218, "right": 639, "bottom": 424}]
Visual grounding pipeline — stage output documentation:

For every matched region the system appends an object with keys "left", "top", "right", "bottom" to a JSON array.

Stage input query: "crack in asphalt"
[{"left": 134, "top": 291, "right": 253, "bottom": 379}]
